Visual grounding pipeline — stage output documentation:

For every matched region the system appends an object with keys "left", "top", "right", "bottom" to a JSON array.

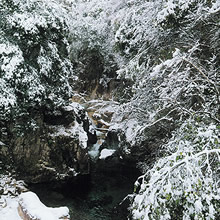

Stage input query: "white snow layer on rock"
[
  {"left": 51, "top": 120, "right": 88, "bottom": 149},
  {"left": 0, "top": 196, "right": 21, "bottom": 220},
  {"left": 50, "top": 102, "right": 88, "bottom": 148},
  {"left": 19, "top": 191, "right": 69, "bottom": 220},
  {"left": 99, "top": 148, "right": 116, "bottom": 159},
  {"left": 63, "top": 102, "right": 84, "bottom": 115}
]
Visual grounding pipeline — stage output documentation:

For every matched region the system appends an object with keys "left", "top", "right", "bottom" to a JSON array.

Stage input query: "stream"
[
  {"left": 29, "top": 163, "right": 140, "bottom": 220},
  {"left": 29, "top": 99, "right": 140, "bottom": 220}
]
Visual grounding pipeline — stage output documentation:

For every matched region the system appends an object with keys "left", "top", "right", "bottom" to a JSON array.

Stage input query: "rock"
[
  {"left": 0, "top": 103, "right": 96, "bottom": 183},
  {"left": 0, "top": 198, "right": 7, "bottom": 208},
  {"left": 0, "top": 174, "right": 28, "bottom": 197},
  {"left": 101, "top": 129, "right": 119, "bottom": 150},
  {"left": 70, "top": 93, "right": 87, "bottom": 104},
  {"left": 18, "top": 192, "right": 70, "bottom": 220},
  {"left": 72, "top": 47, "right": 120, "bottom": 100}
]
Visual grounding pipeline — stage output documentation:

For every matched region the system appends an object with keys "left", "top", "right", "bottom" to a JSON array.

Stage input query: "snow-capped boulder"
[{"left": 18, "top": 192, "right": 69, "bottom": 220}]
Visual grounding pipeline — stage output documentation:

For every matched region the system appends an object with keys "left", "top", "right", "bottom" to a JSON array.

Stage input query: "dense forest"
[{"left": 0, "top": 0, "right": 219, "bottom": 219}]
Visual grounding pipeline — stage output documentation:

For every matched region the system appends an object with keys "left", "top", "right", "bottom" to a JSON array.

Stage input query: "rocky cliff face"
[
  {"left": 0, "top": 102, "right": 96, "bottom": 183},
  {"left": 0, "top": 0, "right": 133, "bottom": 185}
]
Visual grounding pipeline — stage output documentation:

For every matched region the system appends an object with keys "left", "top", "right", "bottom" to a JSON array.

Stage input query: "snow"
[
  {"left": 197, "top": 124, "right": 216, "bottom": 138},
  {"left": 125, "top": 119, "right": 141, "bottom": 145},
  {"left": 85, "top": 99, "right": 119, "bottom": 159},
  {"left": 0, "top": 43, "right": 23, "bottom": 80},
  {"left": 150, "top": 50, "right": 181, "bottom": 78},
  {"left": 0, "top": 196, "right": 21, "bottom": 220},
  {"left": 131, "top": 120, "right": 220, "bottom": 219},
  {"left": 68, "top": 167, "right": 78, "bottom": 176},
  {"left": 63, "top": 102, "right": 84, "bottom": 114},
  {"left": 0, "top": 0, "right": 219, "bottom": 219},
  {"left": 63, "top": 103, "right": 89, "bottom": 149},
  {"left": 93, "top": 112, "right": 102, "bottom": 119},
  {"left": 19, "top": 192, "right": 69, "bottom": 220},
  {"left": 209, "top": 1, "right": 220, "bottom": 13},
  {"left": 198, "top": 129, "right": 213, "bottom": 138},
  {"left": 99, "top": 148, "right": 116, "bottom": 159},
  {"left": 157, "top": 0, "right": 197, "bottom": 23},
  {"left": 0, "top": 42, "right": 23, "bottom": 108},
  {"left": 51, "top": 119, "right": 88, "bottom": 149},
  {"left": 8, "top": 12, "right": 45, "bottom": 34},
  {"left": 0, "top": 141, "right": 5, "bottom": 146},
  {"left": 89, "top": 139, "right": 104, "bottom": 159},
  {"left": 0, "top": 175, "right": 25, "bottom": 220},
  {"left": 78, "top": 123, "right": 88, "bottom": 149}
]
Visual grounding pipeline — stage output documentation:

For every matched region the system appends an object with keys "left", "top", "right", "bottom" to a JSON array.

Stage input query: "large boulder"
[
  {"left": 18, "top": 192, "right": 70, "bottom": 220},
  {"left": 0, "top": 102, "right": 96, "bottom": 183}
]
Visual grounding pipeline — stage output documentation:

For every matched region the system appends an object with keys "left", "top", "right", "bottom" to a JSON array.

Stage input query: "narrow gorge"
[
  {"left": 27, "top": 94, "right": 142, "bottom": 220},
  {"left": 0, "top": 0, "right": 219, "bottom": 220}
]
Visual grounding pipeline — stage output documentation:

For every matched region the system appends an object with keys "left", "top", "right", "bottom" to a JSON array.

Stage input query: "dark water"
[{"left": 29, "top": 165, "right": 140, "bottom": 220}]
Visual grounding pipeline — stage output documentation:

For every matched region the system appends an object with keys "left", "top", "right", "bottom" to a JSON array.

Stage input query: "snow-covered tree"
[
  {"left": 131, "top": 119, "right": 220, "bottom": 220},
  {"left": 0, "top": 0, "right": 73, "bottom": 124},
  {"left": 124, "top": 1, "right": 220, "bottom": 219},
  {"left": 111, "top": 0, "right": 220, "bottom": 150}
]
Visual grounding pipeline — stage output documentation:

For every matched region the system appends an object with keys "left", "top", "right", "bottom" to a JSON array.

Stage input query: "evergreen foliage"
[{"left": 0, "top": 0, "right": 73, "bottom": 124}]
